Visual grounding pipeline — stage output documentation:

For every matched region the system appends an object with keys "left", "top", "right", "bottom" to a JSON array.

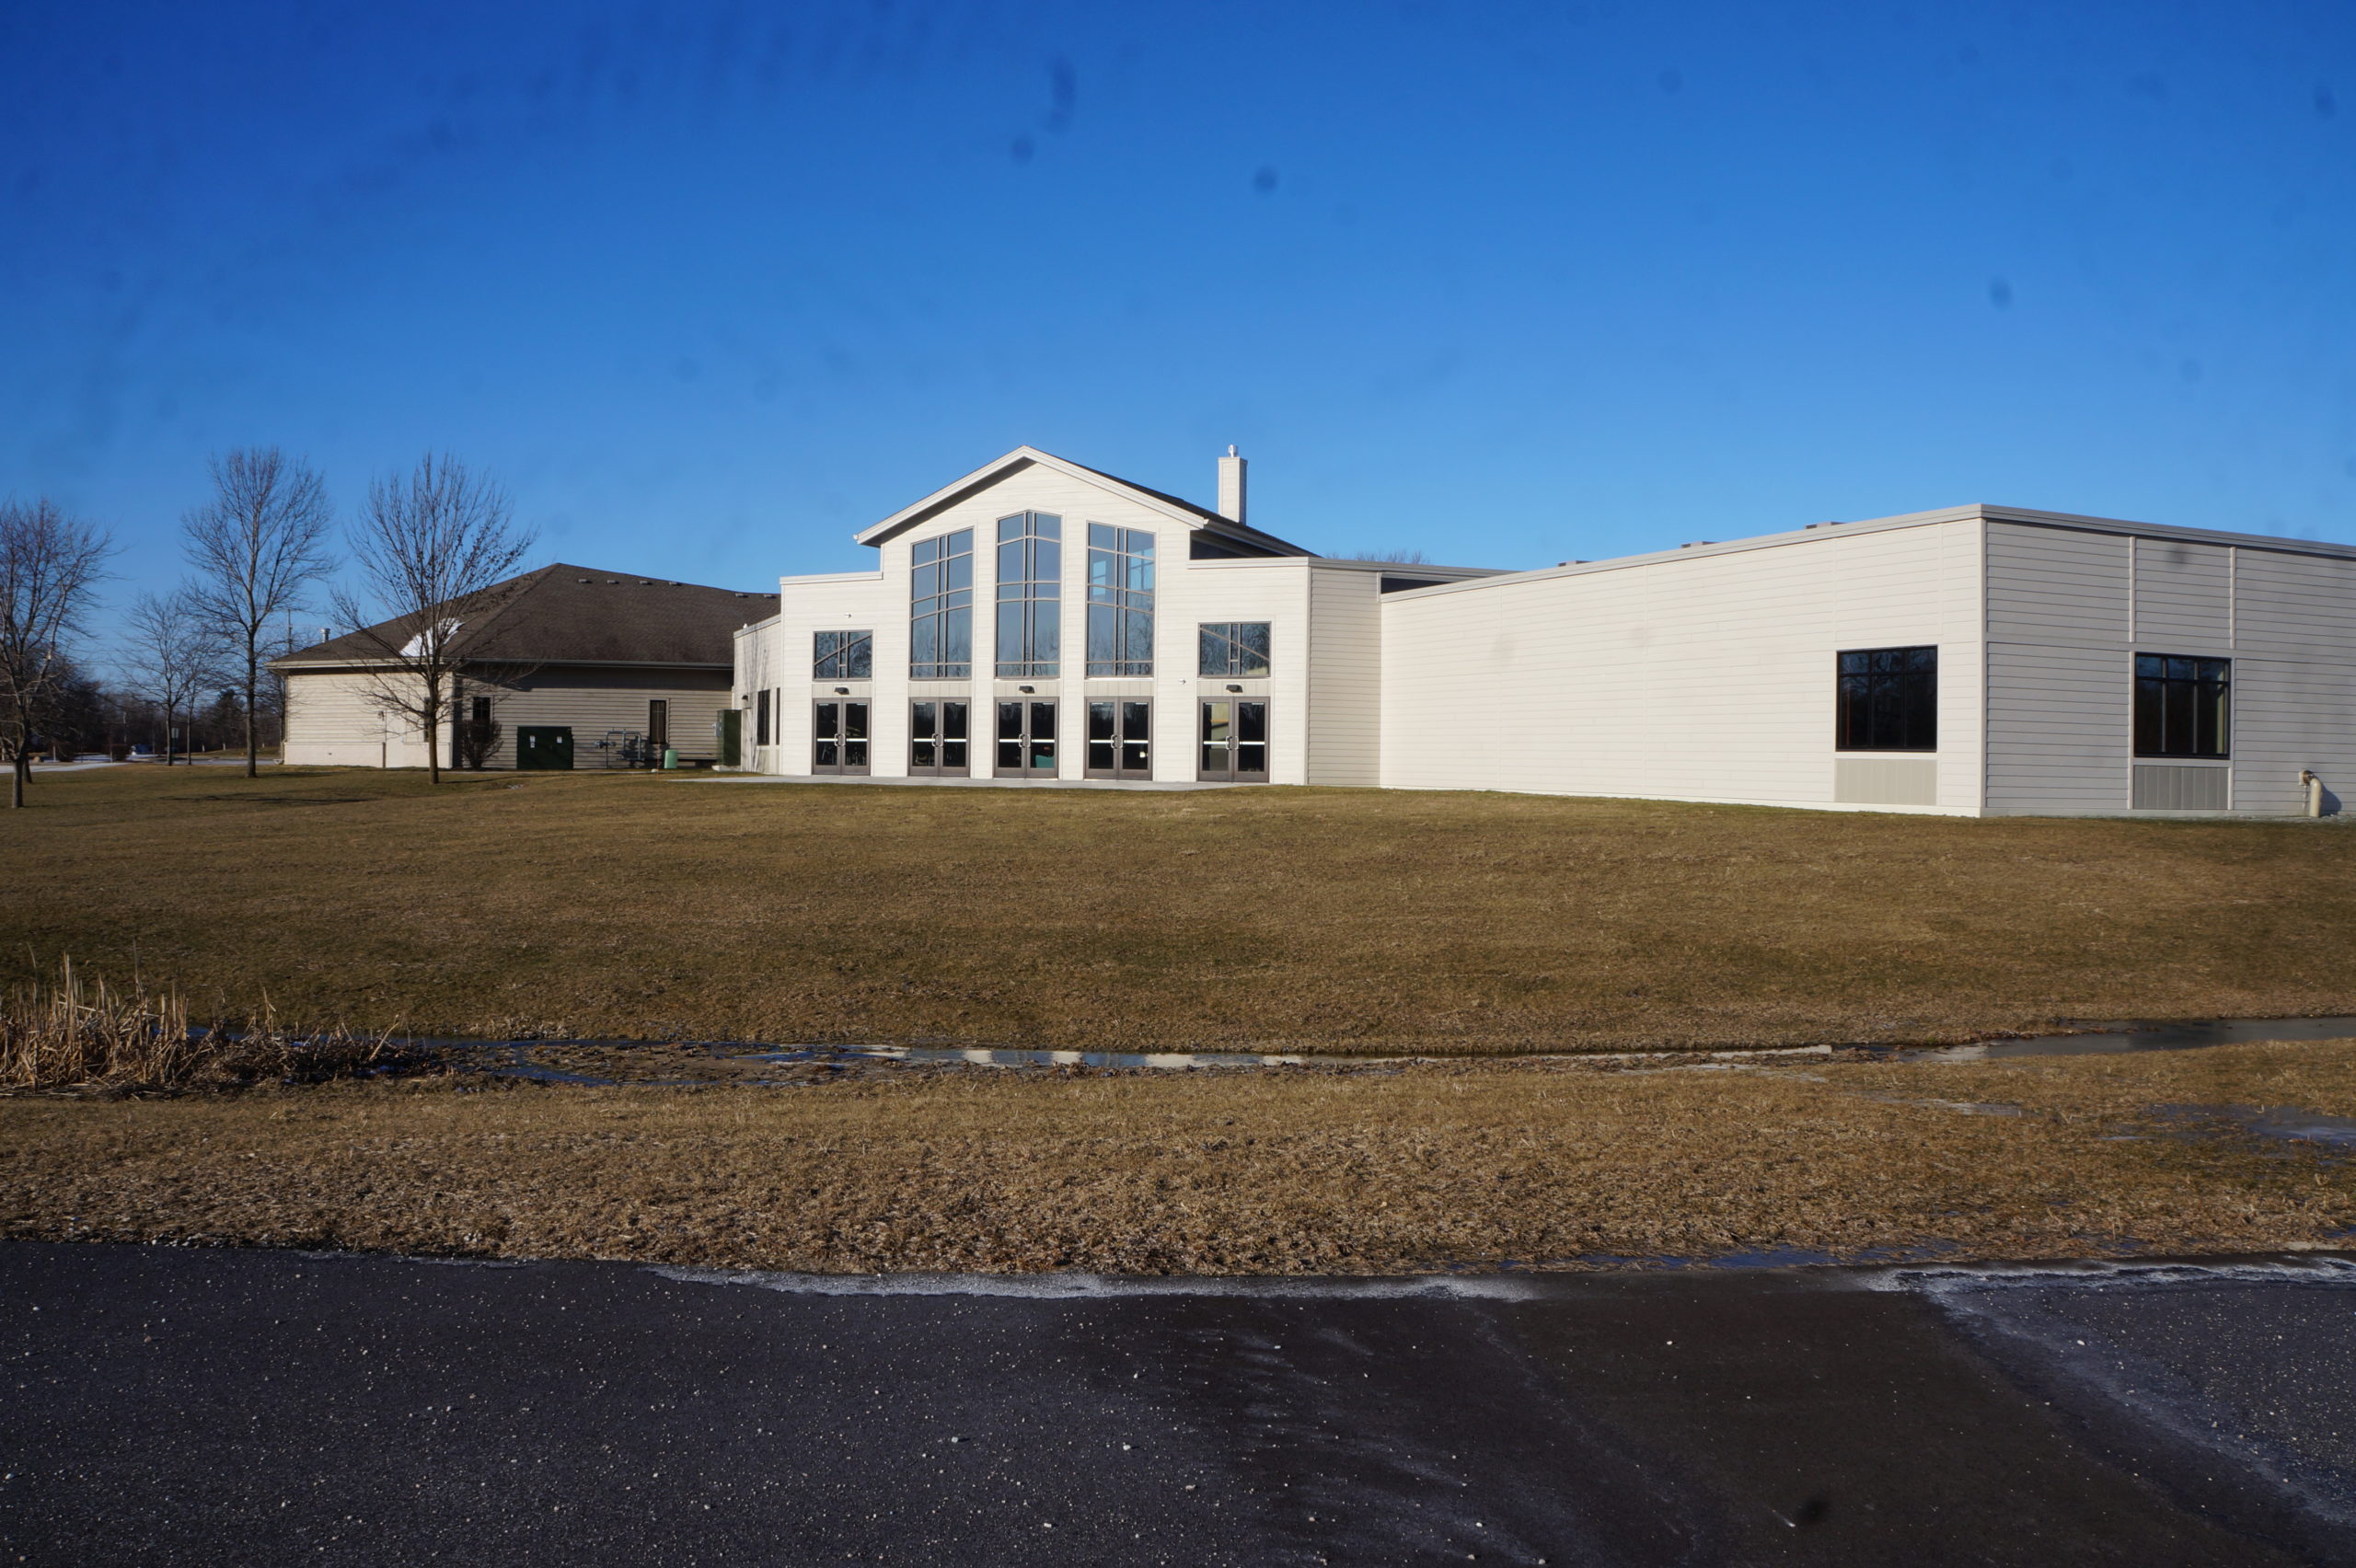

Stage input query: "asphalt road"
[{"left": 2, "top": 1244, "right": 2351, "bottom": 1566}]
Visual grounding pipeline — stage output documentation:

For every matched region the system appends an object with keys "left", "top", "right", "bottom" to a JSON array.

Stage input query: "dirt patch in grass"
[
  {"left": 6, "top": 766, "right": 2356, "bottom": 1053},
  {"left": 3, "top": 1041, "right": 2349, "bottom": 1274}
]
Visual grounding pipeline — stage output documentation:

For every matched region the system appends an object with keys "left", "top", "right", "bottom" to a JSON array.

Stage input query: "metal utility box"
[{"left": 515, "top": 726, "right": 574, "bottom": 770}]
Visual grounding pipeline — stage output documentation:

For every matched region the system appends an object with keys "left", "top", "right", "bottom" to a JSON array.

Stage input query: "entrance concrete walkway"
[{"left": 695, "top": 771, "right": 1242, "bottom": 792}]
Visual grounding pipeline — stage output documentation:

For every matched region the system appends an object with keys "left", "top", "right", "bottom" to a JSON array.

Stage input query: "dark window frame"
[
  {"left": 812, "top": 698, "right": 870, "bottom": 775},
  {"left": 994, "top": 698, "right": 1059, "bottom": 778},
  {"left": 1085, "top": 698, "right": 1152, "bottom": 779},
  {"left": 1197, "top": 621, "right": 1273, "bottom": 679},
  {"left": 1197, "top": 697, "right": 1269, "bottom": 782},
  {"left": 814, "top": 628, "right": 873, "bottom": 680},
  {"left": 1086, "top": 523, "right": 1155, "bottom": 677},
  {"left": 909, "top": 530, "right": 974, "bottom": 679},
  {"left": 909, "top": 698, "right": 971, "bottom": 777},
  {"left": 994, "top": 512, "right": 1062, "bottom": 678},
  {"left": 1835, "top": 646, "right": 1938, "bottom": 753},
  {"left": 2134, "top": 653, "right": 2231, "bottom": 759}
]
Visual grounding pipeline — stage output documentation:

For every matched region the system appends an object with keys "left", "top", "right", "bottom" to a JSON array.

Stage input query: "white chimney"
[{"left": 1217, "top": 444, "right": 1247, "bottom": 525}]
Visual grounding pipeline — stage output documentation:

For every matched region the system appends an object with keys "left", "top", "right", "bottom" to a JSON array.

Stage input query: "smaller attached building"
[{"left": 278, "top": 565, "right": 772, "bottom": 770}]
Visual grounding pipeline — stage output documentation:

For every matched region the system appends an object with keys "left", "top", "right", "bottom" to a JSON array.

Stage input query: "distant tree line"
[
  {"left": 23, "top": 649, "right": 297, "bottom": 762},
  {"left": 3, "top": 447, "right": 532, "bottom": 804}
]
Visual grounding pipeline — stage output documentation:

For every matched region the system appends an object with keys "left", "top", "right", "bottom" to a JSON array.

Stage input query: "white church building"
[{"left": 730, "top": 445, "right": 2356, "bottom": 817}]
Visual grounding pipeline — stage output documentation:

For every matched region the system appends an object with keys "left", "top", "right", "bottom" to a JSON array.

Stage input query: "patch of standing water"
[
  {"left": 749, "top": 1044, "right": 1319, "bottom": 1071},
  {"left": 2151, "top": 1105, "right": 2356, "bottom": 1150},
  {"left": 426, "top": 1012, "right": 2356, "bottom": 1083},
  {"left": 1887, "top": 1014, "right": 2356, "bottom": 1063}
]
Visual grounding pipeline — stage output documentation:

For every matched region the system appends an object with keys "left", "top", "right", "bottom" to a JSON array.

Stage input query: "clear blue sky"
[{"left": 4, "top": 0, "right": 2350, "bottom": 630}]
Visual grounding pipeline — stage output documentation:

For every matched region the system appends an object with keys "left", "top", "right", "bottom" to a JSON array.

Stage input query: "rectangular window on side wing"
[
  {"left": 814, "top": 629, "right": 873, "bottom": 680},
  {"left": 1835, "top": 646, "right": 1937, "bottom": 752},
  {"left": 2134, "top": 653, "right": 2231, "bottom": 758},
  {"left": 1198, "top": 621, "right": 1272, "bottom": 678}
]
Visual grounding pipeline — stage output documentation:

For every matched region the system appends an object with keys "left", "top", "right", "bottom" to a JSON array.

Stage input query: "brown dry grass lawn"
[
  {"left": 6, "top": 764, "right": 2356, "bottom": 1051},
  {"left": 3, "top": 1042, "right": 2350, "bottom": 1273}
]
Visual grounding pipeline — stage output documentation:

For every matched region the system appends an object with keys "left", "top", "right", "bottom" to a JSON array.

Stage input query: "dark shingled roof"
[{"left": 278, "top": 565, "right": 772, "bottom": 670}]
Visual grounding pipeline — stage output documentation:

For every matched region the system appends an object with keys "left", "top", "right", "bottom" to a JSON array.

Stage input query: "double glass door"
[
  {"left": 909, "top": 699, "right": 969, "bottom": 777},
  {"left": 1086, "top": 699, "right": 1151, "bottom": 779},
  {"left": 812, "top": 699, "right": 869, "bottom": 775},
  {"left": 995, "top": 699, "right": 1058, "bottom": 778},
  {"left": 1198, "top": 698, "right": 1268, "bottom": 782}
]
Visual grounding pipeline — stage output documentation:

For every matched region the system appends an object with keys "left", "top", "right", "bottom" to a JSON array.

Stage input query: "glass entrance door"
[
  {"left": 909, "top": 700, "right": 969, "bottom": 777},
  {"left": 812, "top": 699, "right": 869, "bottom": 775},
  {"left": 1085, "top": 699, "right": 1151, "bottom": 780},
  {"left": 1197, "top": 698, "right": 1268, "bottom": 782},
  {"left": 995, "top": 699, "right": 1058, "bottom": 778}
]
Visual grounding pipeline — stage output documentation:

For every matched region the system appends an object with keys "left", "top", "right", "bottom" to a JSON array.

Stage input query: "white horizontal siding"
[
  {"left": 1305, "top": 565, "right": 1381, "bottom": 787},
  {"left": 283, "top": 672, "right": 418, "bottom": 767},
  {"left": 284, "top": 665, "right": 729, "bottom": 769},
  {"left": 475, "top": 668, "right": 733, "bottom": 768},
  {"left": 1379, "top": 520, "right": 1984, "bottom": 810},
  {"left": 732, "top": 466, "right": 1325, "bottom": 784}
]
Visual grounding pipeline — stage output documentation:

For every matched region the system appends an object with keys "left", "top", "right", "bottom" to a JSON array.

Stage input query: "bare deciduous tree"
[
  {"left": 330, "top": 455, "right": 534, "bottom": 785},
  {"left": 0, "top": 498, "right": 112, "bottom": 807},
  {"left": 182, "top": 448, "right": 335, "bottom": 778},
  {"left": 121, "top": 587, "right": 218, "bottom": 767}
]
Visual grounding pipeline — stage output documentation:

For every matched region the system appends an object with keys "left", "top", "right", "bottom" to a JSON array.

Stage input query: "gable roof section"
[
  {"left": 277, "top": 564, "right": 774, "bottom": 671},
  {"left": 853, "top": 445, "right": 1314, "bottom": 557}
]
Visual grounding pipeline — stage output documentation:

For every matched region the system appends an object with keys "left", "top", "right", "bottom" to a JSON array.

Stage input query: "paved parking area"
[{"left": 2, "top": 1245, "right": 2350, "bottom": 1566}]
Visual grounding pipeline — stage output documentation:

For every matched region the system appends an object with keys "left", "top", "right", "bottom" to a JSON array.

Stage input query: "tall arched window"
[
  {"left": 909, "top": 529, "right": 973, "bottom": 678},
  {"left": 995, "top": 512, "right": 1061, "bottom": 678}
]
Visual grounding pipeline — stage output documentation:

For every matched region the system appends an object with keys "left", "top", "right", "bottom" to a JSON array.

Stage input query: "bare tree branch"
[
  {"left": 182, "top": 447, "right": 335, "bottom": 778},
  {"left": 0, "top": 498, "right": 113, "bottom": 807},
  {"left": 329, "top": 454, "right": 534, "bottom": 785},
  {"left": 121, "top": 587, "right": 221, "bottom": 767}
]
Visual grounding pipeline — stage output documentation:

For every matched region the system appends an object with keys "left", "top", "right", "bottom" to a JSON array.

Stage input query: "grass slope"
[
  {"left": 4, "top": 1043, "right": 2350, "bottom": 1273},
  {"left": 6, "top": 765, "right": 2356, "bottom": 1051}
]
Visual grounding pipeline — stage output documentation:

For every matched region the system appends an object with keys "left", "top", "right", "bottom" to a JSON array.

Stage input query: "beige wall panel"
[
  {"left": 288, "top": 665, "right": 729, "bottom": 770},
  {"left": 731, "top": 613, "right": 783, "bottom": 770},
  {"left": 1304, "top": 566, "right": 1382, "bottom": 786},
  {"left": 1380, "top": 521, "right": 1983, "bottom": 811},
  {"left": 469, "top": 667, "right": 733, "bottom": 769},
  {"left": 1834, "top": 757, "right": 1939, "bottom": 805},
  {"left": 283, "top": 671, "right": 423, "bottom": 767}
]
